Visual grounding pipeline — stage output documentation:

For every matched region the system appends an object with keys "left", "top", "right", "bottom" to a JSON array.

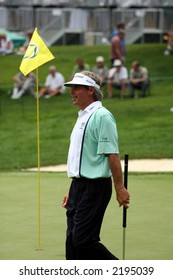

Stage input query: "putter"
[{"left": 122, "top": 154, "right": 129, "bottom": 260}]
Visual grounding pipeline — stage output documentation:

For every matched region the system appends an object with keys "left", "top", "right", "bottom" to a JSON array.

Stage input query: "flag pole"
[
  {"left": 122, "top": 154, "right": 129, "bottom": 260},
  {"left": 36, "top": 67, "right": 41, "bottom": 251},
  {"left": 19, "top": 27, "right": 55, "bottom": 251}
]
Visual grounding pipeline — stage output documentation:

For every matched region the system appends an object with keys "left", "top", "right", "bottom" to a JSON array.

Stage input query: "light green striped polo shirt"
[{"left": 79, "top": 106, "right": 119, "bottom": 178}]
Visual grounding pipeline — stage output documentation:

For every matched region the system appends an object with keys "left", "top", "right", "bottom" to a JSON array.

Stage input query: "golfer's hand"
[
  {"left": 62, "top": 192, "right": 69, "bottom": 208},
  {"left": 116, "top": 187, "right": 130, "bottom": 208}
]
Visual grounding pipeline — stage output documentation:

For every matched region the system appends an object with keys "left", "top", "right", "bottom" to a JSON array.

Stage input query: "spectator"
[
  {"left": 39, "top": 65, "right": 65, "bottom": 98},
  {"left": 107, "top": 59, "right": 128, "bottom": 99},
  {"left": 110, "top": 29, "right": 125, "bottom": 66},
  {"left": 17, "top": 30, "right": 33, "bottom": 55},
  {"left": 11, "top": 72, "right": 36, "bottom": 99},
  {"left": 111, "top": 22, "right": 125, "bottom": 39},
  {"left": 164, "top": 24, "right": 173, "bottom": 56},
  {"left": 111, "top": 23, "right": 126, "bottom": 59},
  {"left": 129, "top": 61, "right": 149, "bottom": 98},
  {"left": 92, "top": 56, "right": 109, "bottom": 86},
  {"left": 0, "top": 33, "right": 14, "bottom": 55},
  {"left": 71, "top": 58, "right": 90, "bottom": 78}
]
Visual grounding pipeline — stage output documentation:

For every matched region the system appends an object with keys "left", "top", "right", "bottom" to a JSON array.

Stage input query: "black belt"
[
  {"left": 72, "top": 177, "right": 87, "bottom": 181},
  {"left": 72, "top": 177, "right": 111, "bottom": 182}
]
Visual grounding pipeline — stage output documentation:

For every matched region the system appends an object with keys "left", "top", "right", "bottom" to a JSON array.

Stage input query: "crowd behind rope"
[
  {"left": 6, "top": 23, "right": 150, "bottom": 100},
  {"left": 10, "top": 56, "right": 150, "bottom": 100}
]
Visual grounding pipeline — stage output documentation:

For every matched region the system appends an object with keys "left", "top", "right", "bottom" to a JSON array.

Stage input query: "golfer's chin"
[
  {"left": 72, "top": 100, "right": 77, "bottom": 105},
  {"left": 72, "top": 98, "right": 79, "bottom": 106}
]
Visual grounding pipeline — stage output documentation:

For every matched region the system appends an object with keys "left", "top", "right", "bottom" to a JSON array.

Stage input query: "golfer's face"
[{"left": 70, "top": 85, "right": 92, "bottom": 110}]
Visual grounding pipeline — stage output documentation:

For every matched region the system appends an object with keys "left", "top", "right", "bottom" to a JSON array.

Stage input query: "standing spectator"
[
  {"left": 92, "top": 56, "right": 109, "bottom": 85},
  {"left": 0, "top": 33, "right": 14, "bottom": 55},
  {"left": 62, "top": 71, "right": 130, "bottom": 260},
  {"left": 129, "top": 61, "right": 149, "bottom": 98},
  {"left": 11, "top": 72, "right": 36, "bottom": 99},
  {"left": 111, "top": 23, "right": 126, "bottom": 59},
  {"left": 110, "top": 29, "right": 125, "bottom": 66},
  {"left": 39, "top": 65, "right": 65, "bottom": 98},
  {"left": 164, "top": 23, "right": 173, "bottom": 55},
  {"left": 107, "top": 59, "right": 128, "bottom": 99},
  {"left": 111, "top": 22, "right": 125, "bottom": 39},
  {"left": 71, "top": 58, "right": 90, "bottom": 78}
]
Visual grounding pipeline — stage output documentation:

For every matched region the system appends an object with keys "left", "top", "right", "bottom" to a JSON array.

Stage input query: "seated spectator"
[
  {"left": 0, "top": 33, "right": 14, "bottom": 55},
  {"left": 17, "top": 30, "right": 33, "bottom": 55},
  {"left": 129, "top": 61, "right": 149, "bottom": 98},
  {"left": 39, "top": 65, "right": 65, "bottom": 98},
  {"left": 71, "top": 58, "right": 90, "bottom": 78},
  {"left": 92, "top": 56, "right": 108, "bottom": 85},
  {"left": 11, "top": 72, "right": 36, "bottom": 99},
  {"left": 107, "top": 59, "right": 128, "bottom": 99}
]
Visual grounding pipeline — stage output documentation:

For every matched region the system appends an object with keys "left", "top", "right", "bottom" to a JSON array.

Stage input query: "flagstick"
[
  {"left": 36, "top": 67, "right": 41, "bottom": 251},
  {"left": 18, "top": 27, "right": 55, "bottom": 251}
]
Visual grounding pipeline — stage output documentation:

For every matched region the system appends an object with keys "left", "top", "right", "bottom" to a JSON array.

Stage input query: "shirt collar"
[{"left": 78, "top": 101, "right": 102, "bottom": 116}]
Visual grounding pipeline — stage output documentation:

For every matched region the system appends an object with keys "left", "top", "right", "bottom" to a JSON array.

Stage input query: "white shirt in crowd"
[
  {"left": 45, "top": 72, "right": 65, "bottom": 93},
  {"left": 108, "top": 66, "right": 128, "bottom": 85}
]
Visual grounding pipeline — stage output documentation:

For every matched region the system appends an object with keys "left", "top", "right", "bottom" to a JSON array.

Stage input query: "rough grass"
[{"left": 0, "top": 43, "right": 173, "bottom": 170}]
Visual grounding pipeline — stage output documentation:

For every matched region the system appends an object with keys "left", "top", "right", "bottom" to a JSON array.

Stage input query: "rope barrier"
[{"left": 0, "top": 77, "right": 173, "bottom": 91}]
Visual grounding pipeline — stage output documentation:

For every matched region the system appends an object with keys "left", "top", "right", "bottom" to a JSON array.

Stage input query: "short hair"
[
  {"left": 117, "top": 22, "right": 125, "bottom": 30},
  {"left": 132, "top": 61, "right": 140, "bottom": 68},
  {"left": 81, "top": 71, "right": 103, "bottom": 101}
]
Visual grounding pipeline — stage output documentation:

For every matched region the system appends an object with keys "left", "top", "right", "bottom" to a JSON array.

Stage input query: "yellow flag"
[{"left": 19, "top": 28, "right": 55, "bottom": 76}]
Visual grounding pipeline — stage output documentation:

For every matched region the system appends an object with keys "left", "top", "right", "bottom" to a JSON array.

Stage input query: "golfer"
[{"left": 62, "top": 71, "right": 130, "bottom": 260}]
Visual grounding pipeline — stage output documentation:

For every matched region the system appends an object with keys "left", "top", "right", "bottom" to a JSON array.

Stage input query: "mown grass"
[
  {"left": 0, "top": 172, "right": 173, "bottom": 260},
  {"left": 0, "top": 43, "right": 173, "bottom": 170}
]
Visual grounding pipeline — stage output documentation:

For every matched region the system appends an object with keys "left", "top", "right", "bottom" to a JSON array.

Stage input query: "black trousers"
[
  {"left": 66, "top": 177, "right": 118, "bottom": 260},
  {"left": 129, "top": 81, "right": 149, "bottom": 97}
]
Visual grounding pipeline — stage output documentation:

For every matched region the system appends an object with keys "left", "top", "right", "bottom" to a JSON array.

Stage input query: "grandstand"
[{"left": 0, "top": 0, "right": 173, "bottom": 45}]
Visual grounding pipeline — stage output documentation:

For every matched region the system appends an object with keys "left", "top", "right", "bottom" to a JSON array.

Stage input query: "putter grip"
[{"left": 123, "top": 154, "right": 128, "bottom": 228}]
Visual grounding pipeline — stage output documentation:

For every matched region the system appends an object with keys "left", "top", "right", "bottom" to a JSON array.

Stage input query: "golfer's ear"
[{"left": 88, "top": 86, "right": 95, "bottom": 96}]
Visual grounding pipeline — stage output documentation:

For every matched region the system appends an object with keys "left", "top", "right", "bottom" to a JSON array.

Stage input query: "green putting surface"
[{"left": 0, "top": 172, "right": 173, "bottom": 260}]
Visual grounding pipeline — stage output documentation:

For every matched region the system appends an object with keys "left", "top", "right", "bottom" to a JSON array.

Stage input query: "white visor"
[{"left": 64, "top": 73, "right": 100, "bottom": 90}]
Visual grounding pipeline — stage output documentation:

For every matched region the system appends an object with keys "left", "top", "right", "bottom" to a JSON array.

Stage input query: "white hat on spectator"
[
  {"left": 49, "top": 65, "right": 56, "bottom": 71},
  {"left": 113, "top": 59, "right": 122, "bottom": 67},
  {"left": 96, "top": 56, "right": 104, "bottom": 63}
]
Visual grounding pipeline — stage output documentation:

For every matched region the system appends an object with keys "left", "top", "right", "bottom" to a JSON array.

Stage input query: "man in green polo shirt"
[{"left": 62, "top": 71, "right": 130, "bottom": 260}]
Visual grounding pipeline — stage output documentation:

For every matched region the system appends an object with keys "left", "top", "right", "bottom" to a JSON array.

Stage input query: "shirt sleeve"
[
  {"left": 95, "top": 111, "right": 119, "bottom": 155},
  {"left": 108, "top": 68, "right": 115, "bottom": 79},
  {"left": 141, "top": 67, "right": 148, "bottom": 80}
]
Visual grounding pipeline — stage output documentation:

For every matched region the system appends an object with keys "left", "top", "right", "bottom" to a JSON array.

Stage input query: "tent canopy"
[{"left": 0, "top": 28, "right": 26, "bottom": 47}]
